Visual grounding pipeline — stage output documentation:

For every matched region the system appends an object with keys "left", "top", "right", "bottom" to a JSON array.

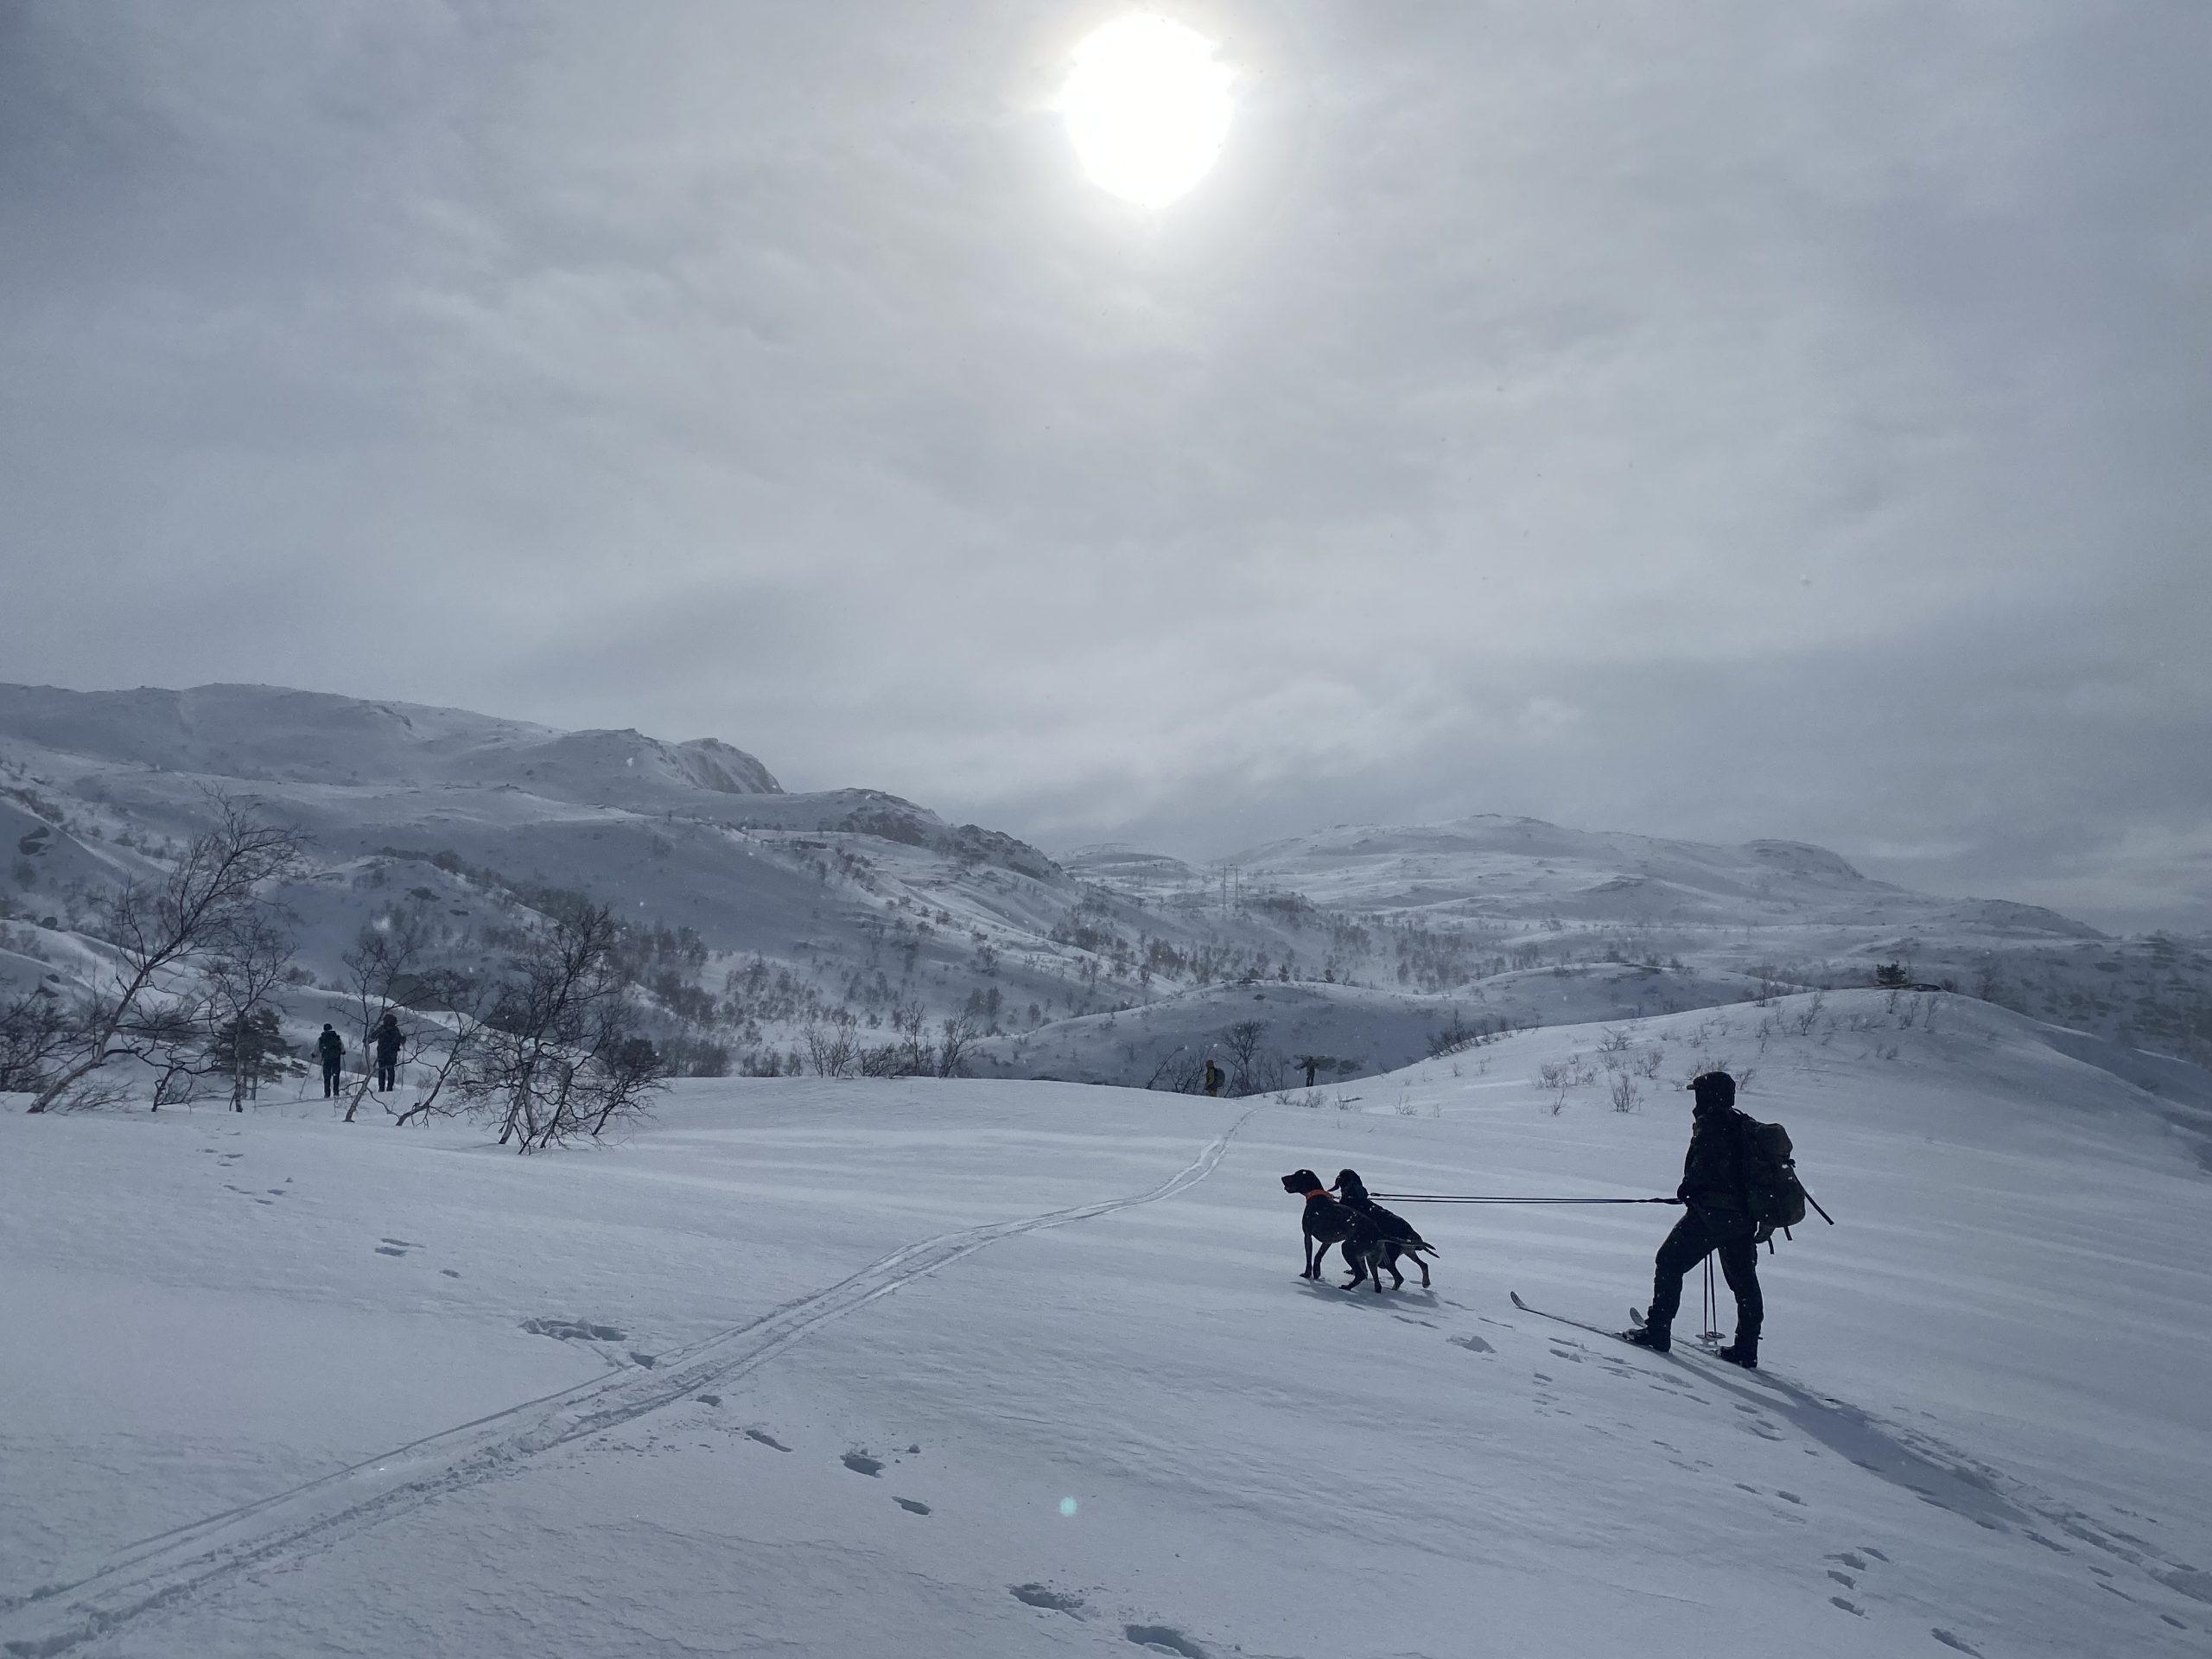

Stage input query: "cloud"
[{"left": 1, "top": 0, "right": 2207, "bottom": 931}]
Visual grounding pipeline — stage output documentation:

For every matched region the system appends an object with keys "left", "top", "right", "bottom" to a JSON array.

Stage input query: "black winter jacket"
[{"left": 1677, "top": 1101, "right": 1754, "bottom": 1215}]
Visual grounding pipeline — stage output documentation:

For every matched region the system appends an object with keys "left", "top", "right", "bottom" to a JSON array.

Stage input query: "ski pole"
[{"left": 1799, "top": 1184, "right": 1836, "bottom": 1225}]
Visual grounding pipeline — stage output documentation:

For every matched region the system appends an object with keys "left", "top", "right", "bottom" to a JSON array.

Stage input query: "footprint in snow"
[
  {"left": 1123, "top": 1624, "right": 1205, "bottom": 1657},
  {"left": 842, "top": 1452, "right": 883, "bottom": 1477},
  {"left": 1831, "top": 1553, "right": 1868, "bottom": 1570},
  {"left": 2155, "top": 1567, "right": 2212, "bottom": 1605},
  {"left": 628, "top": 1352, "right": 658, "bottom": 1369},
  {"left": 440, "top": 1268, "right": 460, "bottom": 1278},
  {"left": 1776, "top": 1491, "right": 1804, "bottom": 1505},
  {"left": 895, "top": 1497, "right": 931, "bottom": 1515},
  {"left": 745, "top": 1429, "right": 790, "bottom": 1452},
  {"left": 1829, "top": 1598, "right": 1864, "bottom": 1617},
  {"left": 696, "top": 1395, "right": 721, "bottom": 1408},
  {"left": 520, "top": 1318, "right": 626, "bottom": 1343},
  {"left": 380, "top": 1236, "right": 421, "bottom": 1248},
  {"left": 374, "top": 1246, "right": 407, "bottom": 1256},
  {"left": 1448, "top": 1334, "right": 1494, "bottom": 1355},
  {"left": 1827, "top": 1571, "right": 1854, "bottom": 1588},
  {"left": 1930, "top": 1631, "right": 1982, "bottom": 1656},
  {"left": 1009, "top": 1584, "right": 1084, "bottom": 1614}
]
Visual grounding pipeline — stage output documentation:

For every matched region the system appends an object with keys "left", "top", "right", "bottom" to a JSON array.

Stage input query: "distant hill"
[{"left": 3, "top": 683, "right": 2206, "bottom": 1094}]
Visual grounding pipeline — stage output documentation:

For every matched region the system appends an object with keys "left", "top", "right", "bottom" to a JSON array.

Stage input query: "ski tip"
[{"left": 1509, "top": 1291, "right": 1529, "bottom": 1310}]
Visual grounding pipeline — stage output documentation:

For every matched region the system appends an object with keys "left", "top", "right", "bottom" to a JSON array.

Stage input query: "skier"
[
  {"left": 372, "top": 1010, "right": 403, "bottom": 1092},
  {"left": 316, "top": 1023, "right": 346, "bottom": 1098},
  {"left": 1624, "top": 1070, "right": 1764, "bottom": 1369},
  {"left": 1202, "top": 1057, "right": 1224, "bottom": 1097}
]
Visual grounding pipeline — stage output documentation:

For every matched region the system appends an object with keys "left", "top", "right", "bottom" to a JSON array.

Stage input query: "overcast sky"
[{"left": 3, "top": 3, "right": 2208, "bottom": 931}]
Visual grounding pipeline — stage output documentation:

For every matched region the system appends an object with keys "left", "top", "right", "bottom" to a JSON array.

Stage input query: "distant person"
[
  {"left": 317, "top": 1023, "right": 346, "bottom": 1098},
  {"left": 1202, "top": 1058, "right": 1224, "bottom": 1097},
  {"left": 372, "top": 1011, "right": 403, "bottom": 1092},
  {"left": 1623, "top": 1071, "right": 1764, "bottom": 1369}
]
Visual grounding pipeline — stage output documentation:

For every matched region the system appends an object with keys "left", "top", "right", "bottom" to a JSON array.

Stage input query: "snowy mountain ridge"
[
  {"left": 0, "top": 682, "right": 786, "bottom": 800},
  {"left": 3, "top": 681, "right": 2208, "bottom": 1095},
  {"left": 1217, "top": 813, "right": 2100, "bottom": 936}
]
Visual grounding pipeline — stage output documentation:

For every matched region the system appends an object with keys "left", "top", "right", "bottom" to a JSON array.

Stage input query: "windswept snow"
[{"left": 3, "top": 990, "right": 2207, "bottom": 1657}]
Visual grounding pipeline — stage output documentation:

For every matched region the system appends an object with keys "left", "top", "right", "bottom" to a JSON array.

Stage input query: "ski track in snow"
[{"left": 0, "top": 1112, "right": 1252, "bottom": 1658}]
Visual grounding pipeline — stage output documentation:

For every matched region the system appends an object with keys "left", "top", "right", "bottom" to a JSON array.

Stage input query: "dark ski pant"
[
  {"left": 322, "top": 1063, "right": 342, "bottom": 1098},
  {"left": 1647, "top": 1207, "right": 1762, "bottom": 1341},
  {"left": 376, "top": 1057, "right": 397, "bottom": 1090}
]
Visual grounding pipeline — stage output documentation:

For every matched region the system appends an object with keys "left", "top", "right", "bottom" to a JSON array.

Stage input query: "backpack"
[{"left": 1738, "top": 1116, "right": 1808, "bottom": 1243}]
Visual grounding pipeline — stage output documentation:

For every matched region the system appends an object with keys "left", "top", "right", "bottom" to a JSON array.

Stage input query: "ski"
[{"left": 1508, "top": 1291, "right": 1653, "bottom": 1347}]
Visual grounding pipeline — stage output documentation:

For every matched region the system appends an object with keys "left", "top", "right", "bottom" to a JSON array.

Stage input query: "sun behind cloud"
[{"left": 1058, "top": 16, "right": 1235, "bottom": 207}]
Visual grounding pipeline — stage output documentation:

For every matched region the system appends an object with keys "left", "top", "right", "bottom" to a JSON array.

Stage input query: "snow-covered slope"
[
  {"left": 2, "top": 990, "right": 2206, "bottom": 1657},
  {"left": 7, "top": 683, "right": 2209, "bottom": 1096},
  {"left": 962, "top": 963, "right": 1784, "bottom": 1091},
  {"left": 0, "top": 683, "right": 785, "bottom": 800},
  {"left": 0, "top": 683, "right": 1111, "bottom": 1071},
  {"left": 1191, "top": 816, "right": 2209, "bottom": 1075}
]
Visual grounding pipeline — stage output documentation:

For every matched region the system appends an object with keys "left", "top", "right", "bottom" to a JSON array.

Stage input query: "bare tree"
[
  {"left": 204, "top": 910, "right": 296, "bottom": 1110},
  {"left": 29, "top": 797, "right": 303, "bottom": 1113},
  {"left": 1222, "top": 1019, "right": 1269, "bottom": 1096},
  {"left": 455, "top": 899, "right": 666, "bottom": 1151},
  {"left": 935, "top": 1010, "right": 979, "bottom": 1077},
  {"left": 336, "top": 906, "right": 433, "bottom": 1123},
  {"left": 390, "top": 968, "right": 491, "bottom": 1128},
  {"left": 802, "top": 1009, "right": 859, "bottom": 1077},
  {"left": 890, "top": 1000, "right": 931, "bottom": 1076},
  {"left": 1143, "top": 1046, "right": 1204, "bottom": 1093},
  {"left": 1, "top": 988, "right": 76, "bottom": 1094}
]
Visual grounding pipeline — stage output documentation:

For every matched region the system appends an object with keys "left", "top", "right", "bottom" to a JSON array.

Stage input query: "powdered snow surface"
[{"left": 2, "top": 992, "right": 2207, "bottom": 1656}]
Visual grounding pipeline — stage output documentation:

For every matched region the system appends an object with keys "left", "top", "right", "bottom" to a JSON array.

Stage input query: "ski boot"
[
  {"left": 1716, "top": 1339, "right": 1758, "bottom": 1370},
  {"left": 1622, "top": 1322, "right": 1670, "bottom": 1354}
]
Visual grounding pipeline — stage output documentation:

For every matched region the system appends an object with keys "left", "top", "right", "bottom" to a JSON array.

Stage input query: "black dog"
[
  {"left": 1332, "top": 1168, "right": 1439, "bottom": 1291},
  {"left": 1281, "top": 1167, "right": 1394, "bottom": 1294}
]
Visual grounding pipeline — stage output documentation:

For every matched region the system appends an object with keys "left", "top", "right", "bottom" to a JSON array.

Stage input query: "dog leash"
[{"left": 1369, "top": 1193, "right": 1683, "bottom": 1205}]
